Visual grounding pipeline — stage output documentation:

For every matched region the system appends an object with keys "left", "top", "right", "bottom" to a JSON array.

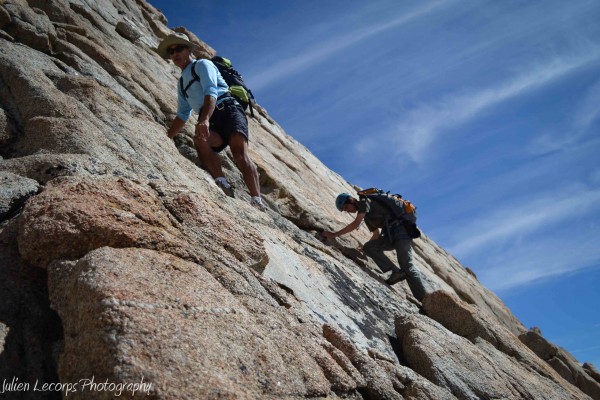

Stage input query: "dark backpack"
[
  {"left": 357, "top": 188, "right": 421, "bottom": 239},
  {"left": 211, "top": 56, "right": 256, "bottom": 116}
]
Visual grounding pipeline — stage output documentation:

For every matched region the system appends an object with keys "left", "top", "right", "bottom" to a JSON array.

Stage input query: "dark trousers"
[{"left": 363, "top": 236, "right": 427, "bottom": 301}]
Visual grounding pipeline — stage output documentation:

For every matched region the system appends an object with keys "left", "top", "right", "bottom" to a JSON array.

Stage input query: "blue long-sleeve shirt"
[{"left": 176, "top": 59, "right": 229, "bottom": 122}]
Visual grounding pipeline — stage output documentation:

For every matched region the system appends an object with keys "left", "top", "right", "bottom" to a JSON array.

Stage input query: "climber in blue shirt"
[
  {"left": 174, "top": 58, "right": 229, "bottom": 122},
  {"left": 158, "top": 32, "right": 265, "bottom": 211}
]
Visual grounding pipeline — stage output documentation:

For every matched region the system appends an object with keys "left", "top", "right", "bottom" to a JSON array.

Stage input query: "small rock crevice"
[
  {"left": 0, "top": 108, "right": 21, "bottom": 159},
  {"left": 0, "top": 217, "right": 64, "bottom": 400}
]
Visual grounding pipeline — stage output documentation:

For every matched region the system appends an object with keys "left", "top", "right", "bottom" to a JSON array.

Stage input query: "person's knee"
[
  {"left": 195, "top": 130, "right": 223, "bottom": 150},
  {"left": 231, "top": 147, "right": 248, "bottom": 163},
  {"left": 397, "top": 254, "right": 416, "bottom": 272},
  {"left": 193, "top": 134, "right": 206, "bottom": 147},
  {"left": 193, "top": 137, "right": 213, "bottom": 154},
  {"left": 229, "top": 133, "right": 253, "bottom": 165},
  {"left": 232, "top": 150, "right": 252, "bottom": 172},
  {"left": 363, "top": 241, "right": 378, "bottom": 256}
]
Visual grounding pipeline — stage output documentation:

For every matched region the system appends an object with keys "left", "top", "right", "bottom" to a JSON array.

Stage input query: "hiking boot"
[
  {"left": 250, "top": 197, "right": 267, "bottom": 212},
  {"left": 386, "top": 270, "right": 406, "bottom": 285},
  {"left": 216, "top": 180, "right": 235, "bottom": 198}
]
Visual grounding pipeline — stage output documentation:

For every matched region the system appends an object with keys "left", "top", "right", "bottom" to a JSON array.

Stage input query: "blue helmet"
[{"left": 336, "top": 193, "right": 352, "bottom": 211}]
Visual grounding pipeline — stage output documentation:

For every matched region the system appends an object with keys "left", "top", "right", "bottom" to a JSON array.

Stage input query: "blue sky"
[{"left": 150, "top": 0, "right": 600, "bottom": 366}]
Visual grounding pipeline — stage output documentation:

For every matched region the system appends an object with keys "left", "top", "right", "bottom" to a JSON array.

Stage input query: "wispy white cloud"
[
  {"left": 573, "top": 79, "right": 600, "bottom": 130},
  {"left": 571, "top": 345, "right": 600, "bottom": 353},
  {"left": 527, "top": 130, "right": 576, "bottom": 156},
  {"left": 387, "top": 51, "right": 600, "bottom": 163},
  {"left": 479, "top": 239, "right": 600, "bottom": 292},
  {"left": 443, "top": 187, "right": 600, "bottom": 292},
  {"left": 549, "top": 325, "right": 600, "bottom": 365},
  {"left": 250, "top": 1, "right": 447, "bottom": 91},
  {"left": 528, "top": 78, "right": 600, "bottom": 155},
  {"left": 449, "top": 188, "right": 600, "bottom": 257}
]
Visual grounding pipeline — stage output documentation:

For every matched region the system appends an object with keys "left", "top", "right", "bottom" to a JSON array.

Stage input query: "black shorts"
[{"left": 208, "top": 99, "right": 249, "bottom": 153}]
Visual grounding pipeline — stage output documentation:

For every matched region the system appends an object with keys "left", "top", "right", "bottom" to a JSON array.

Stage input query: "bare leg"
[
  {"left": 228, "top": 132, "right": 260, "bottom": 197},
  {"left": 193, "top": 130, "right": 225, "bottom": 179}
]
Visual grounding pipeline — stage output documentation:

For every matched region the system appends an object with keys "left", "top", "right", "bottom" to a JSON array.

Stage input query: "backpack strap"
[
  {"left": 360, "top": 195, "right": 398, "bottom": 241},
  {"left": 211, "top": 56, "right": 256, "bottom": 117},
  {"left": 179, "top": 60, "right": 200, "bottom": 99},
  {"left": 364, "top": 194, "right": 403, "bottom": 219},
  {"left": 365, "top": 195, "right": 421, "bottom": 239},
  {"left": 247, "top": 90, "right": 255, "bottom": 117}
]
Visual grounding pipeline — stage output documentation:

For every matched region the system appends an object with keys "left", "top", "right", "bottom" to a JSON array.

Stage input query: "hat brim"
[{"left": 156, "top": 36, "right": 195, "bottom": 59}]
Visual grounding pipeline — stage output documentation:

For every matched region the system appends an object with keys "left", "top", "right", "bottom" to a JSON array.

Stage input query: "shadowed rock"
[
  {"left": 395, "top": 311, "right": 591, "bottom": 400},
  {"left": 49, "top": 247, "right": 363, "bottom": 399},
  {"left": 520, "top": 328, "right": 600, "bottom": 399},
  {"left": 0, "top": 171, "right": 38, "bottom": 220}
]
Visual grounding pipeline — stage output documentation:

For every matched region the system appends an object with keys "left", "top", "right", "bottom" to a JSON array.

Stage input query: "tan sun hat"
[{"left": 156, "top": 32, "right": 195, "bottom": 59}]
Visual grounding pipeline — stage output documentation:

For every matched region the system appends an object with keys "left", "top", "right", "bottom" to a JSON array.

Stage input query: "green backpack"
[
  {"left": 179, "top": 57, "right": 256, "bottom": 116},
  {"left": 211, "top": 56, "right": 255, "bottom": 116}
]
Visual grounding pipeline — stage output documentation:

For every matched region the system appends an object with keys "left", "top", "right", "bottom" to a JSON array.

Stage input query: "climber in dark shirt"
[{"left": 322, "top": 193, "right": 427, "bottom": 301}]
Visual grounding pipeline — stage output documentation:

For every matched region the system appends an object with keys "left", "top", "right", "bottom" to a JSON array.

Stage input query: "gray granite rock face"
[
  {"left": 0, "top": 171, "right": 38, "bottom": 219},
  {"left": 0, "top": 0, "right": 597, "bottom": 398}
]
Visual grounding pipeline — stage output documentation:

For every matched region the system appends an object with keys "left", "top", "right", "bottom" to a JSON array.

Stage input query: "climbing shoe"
[
  {"left": 386, "top": 270, "right": 406, "bottom": 285},
  {"left": 216, "top": 179, "right": 235, "bottom": 198},
  {"left": 250, "top": 197, "right": 267, "bottom": 212}
]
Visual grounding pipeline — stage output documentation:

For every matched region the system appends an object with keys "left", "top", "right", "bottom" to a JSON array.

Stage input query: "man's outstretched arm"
[
  {"left": 322, "top": 213, "right": 366, "bottom": 239},
  {"left": 167, "top": 117, "right": 186, "bottom": 139}
]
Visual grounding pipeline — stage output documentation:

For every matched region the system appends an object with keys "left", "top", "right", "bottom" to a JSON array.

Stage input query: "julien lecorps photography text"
[{"left": 1, "top": 376, "right": 153, "bottom": 397}]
